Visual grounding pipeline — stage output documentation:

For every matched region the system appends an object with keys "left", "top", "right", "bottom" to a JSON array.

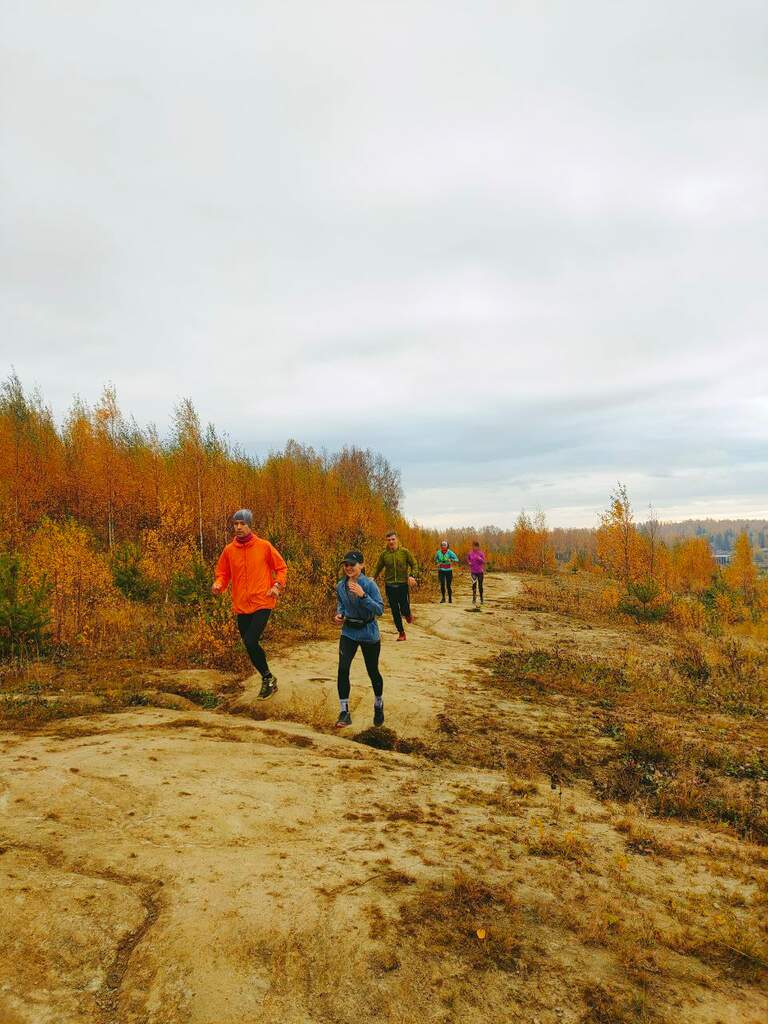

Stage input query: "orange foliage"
[
  {"left": 140, "top": 499, "right": 199, "bottom": 602},
  {"left": 24, "top": 519, "right": 120, "bottom": 647},
  {"left": 510, "top": 511, "right": 555, "bottom": 573},
  {"left": 670, "top": 538, "right": 717, "bottom": 594},
  {"left": 0, "top": 379, "right": 444, "bottom": 663},
  {"left": 596, "top": 485, "right": 645, "bottom": 588},
  {"left": 669, "top": 595, "right": 708, "bottom": 631},
  {"left": 3, "top": 377, "right": 765, "bottom": 662},
  {"left": 725, "top": 533, "right": 759, "bottom": 606}
]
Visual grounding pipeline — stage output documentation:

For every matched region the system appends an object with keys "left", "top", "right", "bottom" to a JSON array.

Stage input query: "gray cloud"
[{"left": 2, "top": 1, "right": 767, "bottom": 528}]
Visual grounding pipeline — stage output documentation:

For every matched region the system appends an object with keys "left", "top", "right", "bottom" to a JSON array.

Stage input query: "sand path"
[
  {"left": 2, "top": 572, "right": 764, "bottom": 1024},
  {"left": 228, "top": 572, "right": 521, "bottom": 732},
  {"left": 0, "top": 574, "right": 518, "bottom": 1024}
]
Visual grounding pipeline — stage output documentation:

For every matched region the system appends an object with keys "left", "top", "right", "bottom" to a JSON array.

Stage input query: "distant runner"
[
  {"left": 434, "top": 539, "right": 459, "bottom": 603},
  {"left": 211, "top": 509, "right": 287, "bottom": 699},
  {"left": 372, "top": 530, "right": 418, "bottom": 641},
  {"left": 467, "top": 540, "right": 487, "bottom": 604},
  {"left": 334, "top": 550, "right": 385, "bottom": 728}
]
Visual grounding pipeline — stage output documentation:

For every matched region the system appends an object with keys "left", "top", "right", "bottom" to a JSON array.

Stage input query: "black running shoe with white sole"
[
  {"left": 335, "top": 710, "right": 352, "bottom": 728},
  {"left": 259, "top": 674, "right": 278, "bottom": 699},
  {"left": 373, "top": 705, "right": 384, "bottom": 727}
]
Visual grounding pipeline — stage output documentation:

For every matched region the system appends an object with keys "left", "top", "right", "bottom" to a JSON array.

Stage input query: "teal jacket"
[
  {"left": 435, "top": 549, "right": 458, "bottom": 571},
  {"left": 373, "top": 547, "right": 418, "bottom": 584}
]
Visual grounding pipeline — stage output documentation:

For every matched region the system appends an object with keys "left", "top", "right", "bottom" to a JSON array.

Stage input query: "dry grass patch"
[
  {"left": 524, "top": 820, "right": 594, "bottom": 865},
  {"left": 397, "top": 870, "right": 524, "bottom": 972},
  {"left": 581, "top": 981, "right": 660, "bottom": 1024},
  {"left": 662, "top": 893, "right": 768, "bottom": 981},
  {"left": 513, "top": 574, "right": 622, "bottom": 624},
  {"left": 487, "top": 642, "right": 768, "bottom": 843},
  {"left": 0, "top": 657, "right": 241, "bottom": 727},
  {"left": 613, "top": 812, "right": 681, "bottom": 859},
  {"left": 599, "top": 721, "right": 768, "bottom": 843}
]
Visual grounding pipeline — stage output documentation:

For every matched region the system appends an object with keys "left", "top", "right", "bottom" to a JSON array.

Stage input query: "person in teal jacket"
[{"left": 434, "top": 540, "right": 459, "bottom": 603}]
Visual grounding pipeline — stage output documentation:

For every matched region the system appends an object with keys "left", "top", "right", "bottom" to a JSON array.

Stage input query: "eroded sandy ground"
[{"left": 1, "top": 575, "right": 766, "bottom": 1024}]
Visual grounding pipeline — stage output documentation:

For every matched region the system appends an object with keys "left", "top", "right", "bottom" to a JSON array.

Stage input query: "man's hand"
[
  {"left": 407, "top": 576, "right": 417, "bottom": 587},
  {"left": 211, "top": 583, "right": 222, "bottom": 596},
  {"left": 334, "top": 613, "right": 344, "bottom": 625},
  {"left": 267, "top": 584, "right": 281, "bottom": 599},
  {"left": 347, "top": 579, "right": 365, "bottom": 598}
]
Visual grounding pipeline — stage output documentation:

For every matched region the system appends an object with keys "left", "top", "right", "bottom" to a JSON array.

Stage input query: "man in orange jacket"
[{"left": 211, "top": 509, "right": 288, "bottom": 699}]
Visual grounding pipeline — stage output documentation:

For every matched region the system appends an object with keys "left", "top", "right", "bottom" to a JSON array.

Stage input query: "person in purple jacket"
[{"left": 467, "top": 541, "right": 487, "bottom": 604}]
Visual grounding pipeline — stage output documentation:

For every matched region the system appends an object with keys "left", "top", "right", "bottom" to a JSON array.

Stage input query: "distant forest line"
[{"left": 436, "top": 521, "right": 768, "bottom": 567}]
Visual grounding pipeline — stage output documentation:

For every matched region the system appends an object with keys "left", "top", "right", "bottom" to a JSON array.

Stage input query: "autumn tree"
[
  {"left": 140, "top": 500, "right": 198, "bottom": 604},
  {"left": 24, "top": 519, "right": 118, "bottom": 647},
  {"left": 597, "top": 484, "right": 644, "bottom": 590},
  {"left": 510, "top": 510, "right": 554, "bottom": 573},
  {"left": 170, "top": 399, "right": 208, "bottom": 557},
  {"left": 640, "top": 504, "right": 662, "bottom": 581},
  {"left": 671, "top": 538, "right": 717, "bottom": 594},
  {"left": 725, "top": 532, "right": 759, "bottom": 606},
  {"left": 61, "top": 397, "right": 95, "bottom": 526},
  {"left": 0, "top": 372, "right": 61, "bottom": 547},
  {"left": 93, "top": 385, "right": 122, "bottom": 550}
]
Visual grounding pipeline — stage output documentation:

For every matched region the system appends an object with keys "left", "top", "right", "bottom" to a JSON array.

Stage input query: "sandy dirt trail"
[
  {"left": 0, "top": 574, "right": 518, "bottom": 1024},
  {"left": 228, "top": 573, "right": 521, "bottom": 731},
  {"left": 2, "top": 573, "right": 765, "bottom": 1024}
]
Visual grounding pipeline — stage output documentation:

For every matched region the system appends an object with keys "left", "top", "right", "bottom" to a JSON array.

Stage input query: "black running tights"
[
  {"left": 439, "top": 570, "right": 453, "bottom": 601},
  {"left": 237, "top": 609, "right": 272, "bottom": 677},
  {"left": 338, "top": 636, "right": 383, "bottom": 700}
]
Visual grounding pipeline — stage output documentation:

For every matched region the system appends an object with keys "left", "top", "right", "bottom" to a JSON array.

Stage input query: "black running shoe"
[
  {"left": 259, "top": 674, "right": 278, "bottom": 699},
  {"left": 373, "top": 705, "right": 384, "bottom": 727},
  {"left": 335, "top": 710, "right": 352, "bottom": 728}
]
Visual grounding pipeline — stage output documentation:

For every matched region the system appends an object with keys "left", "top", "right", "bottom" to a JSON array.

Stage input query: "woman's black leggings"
[
  {"left": 237, "top": 609, "right": 272, "bottom": 677},
  {"left": 338, "top": 636, "right": 383, "bottom": 699},
  {"left": 472, "top": 572, "right": 484, "bottom": 602},
  {"left": 439, "top": 570, "right": 453, "bottom": 601}
]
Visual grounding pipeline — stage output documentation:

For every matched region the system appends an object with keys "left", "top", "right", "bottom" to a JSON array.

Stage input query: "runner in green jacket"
[{"left": 372, "top": 531, "right": 418, "bottom": 641}]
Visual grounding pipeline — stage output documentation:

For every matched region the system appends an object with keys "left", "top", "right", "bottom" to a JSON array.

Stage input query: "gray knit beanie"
[{"left": 233, "top": 508, "right": 253, "bottom": 526}]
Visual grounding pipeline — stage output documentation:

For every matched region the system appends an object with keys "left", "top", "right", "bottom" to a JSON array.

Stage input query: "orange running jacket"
[{"left": 214, "top": 534, "right": 288, "bottom": 614}]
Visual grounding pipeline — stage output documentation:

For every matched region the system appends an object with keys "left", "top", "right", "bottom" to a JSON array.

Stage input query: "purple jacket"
[{"left": 467, "top": 549, "right": 486, "bottom": 574}]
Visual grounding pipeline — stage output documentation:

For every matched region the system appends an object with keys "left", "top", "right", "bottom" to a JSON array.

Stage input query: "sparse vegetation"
[{"left": 3, "top": 393, "right": 768, "bottom": 1023}]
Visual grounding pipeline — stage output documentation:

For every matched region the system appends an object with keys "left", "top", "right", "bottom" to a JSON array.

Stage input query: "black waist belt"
[{"left": 343, "top": 617, "right": 372, "bottom": 629}]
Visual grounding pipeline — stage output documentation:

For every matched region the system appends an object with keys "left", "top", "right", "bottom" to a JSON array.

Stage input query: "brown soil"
[{"left": 1, "top": 574, "right": 766, "bottom": 1024}]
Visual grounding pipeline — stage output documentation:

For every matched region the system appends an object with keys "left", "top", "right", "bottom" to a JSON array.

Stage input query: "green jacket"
[{"left": 373, "top": 547, "right": 418, "bottom": 584}]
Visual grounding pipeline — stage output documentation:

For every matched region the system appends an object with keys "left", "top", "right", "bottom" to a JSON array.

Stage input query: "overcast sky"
[{"left": 2, "top": 1, "right": 767, "bottom": 527}]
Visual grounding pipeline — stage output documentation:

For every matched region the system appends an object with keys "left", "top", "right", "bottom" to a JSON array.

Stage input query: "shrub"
[
  {"left": 170, "top": 555, "right": 213, "bottom": 611},
  {"left": 0, "top": 552, "right": 50, "bottom": 658},
  {"left": 618, "top": 580, "right": 670, "bottom": 623},
  {"left": 111, "top": 542, "right": 155, "bottom": 602},
  {"left": 599, "top": 722, "right": 768, "bottom": 842},
  {"left": 24, "top": 518, "right": 119, "bottom": 649},
  {"left": 669, "top": 596, "right": 707, "bottom": 631}
]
